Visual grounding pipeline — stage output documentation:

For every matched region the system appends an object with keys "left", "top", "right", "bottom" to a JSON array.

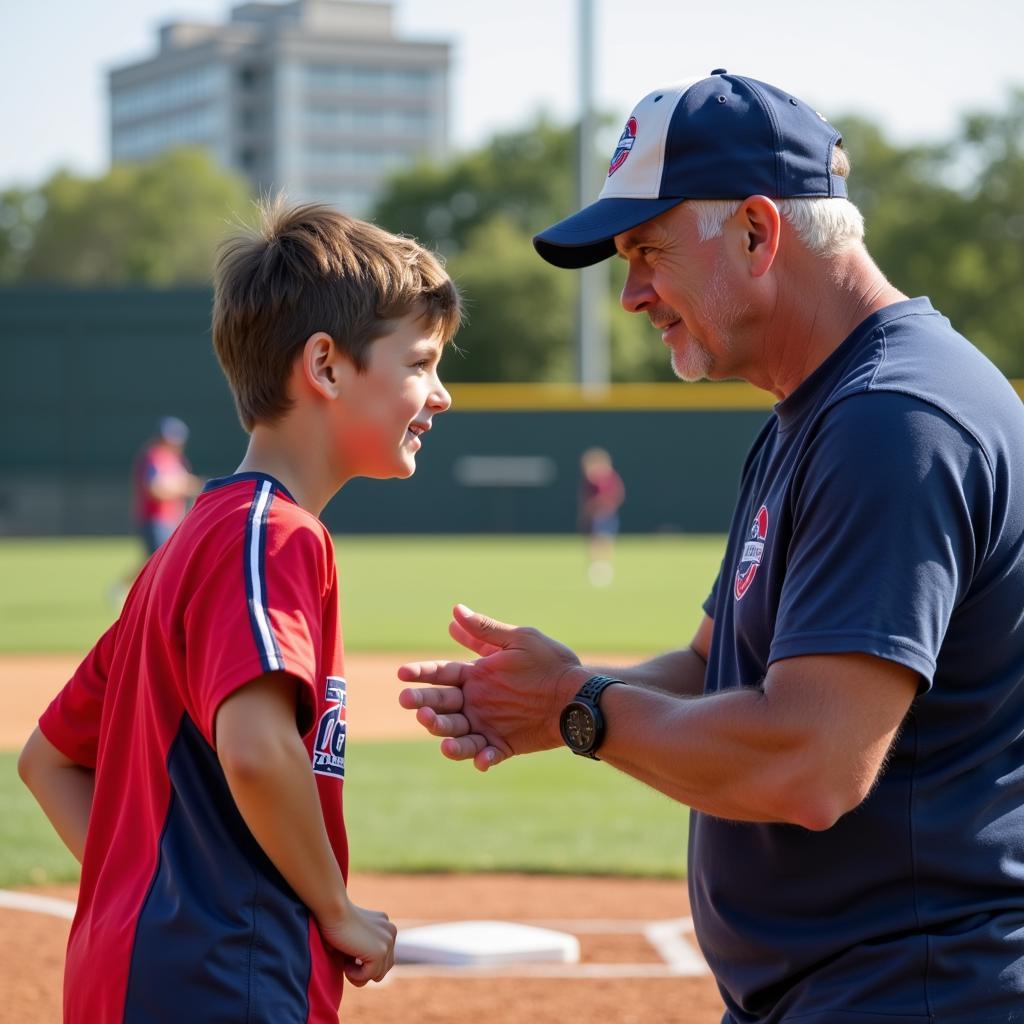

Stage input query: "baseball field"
[{"left": 0, "top": 535, "right": 727, "bottom": 1023}]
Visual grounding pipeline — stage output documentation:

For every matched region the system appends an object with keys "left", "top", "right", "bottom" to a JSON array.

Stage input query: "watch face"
[{"left": 561, "top": 703, "right": 597, "bottom": 752}]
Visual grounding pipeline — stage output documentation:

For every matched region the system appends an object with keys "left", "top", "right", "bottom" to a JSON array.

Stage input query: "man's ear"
[
  {"left": 302, "top": 331, "right": 346, "bottom": 400},
  {"left": 735, "top": 196, "right": 781, "bottom": 278}
]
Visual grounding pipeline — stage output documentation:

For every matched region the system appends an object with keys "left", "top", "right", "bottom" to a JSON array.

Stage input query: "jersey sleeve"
[
  {"left": 770, "top": 391, "right": 991, "bottom": 686},
  {"left": 184, "top": 503, "right": 330, "bottom": 745},
  {"left": 38, "top": 619, "right": 120, "bottom": 768}
]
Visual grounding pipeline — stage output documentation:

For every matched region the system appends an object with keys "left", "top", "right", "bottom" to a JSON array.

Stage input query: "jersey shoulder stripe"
[{"left": 244, "top": 478, "right": 286, "bottom": 673}]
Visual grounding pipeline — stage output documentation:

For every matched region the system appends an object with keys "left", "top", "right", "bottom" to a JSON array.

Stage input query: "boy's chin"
[{"left": 356, "top": 453, "right": 417, "bottom": 481}]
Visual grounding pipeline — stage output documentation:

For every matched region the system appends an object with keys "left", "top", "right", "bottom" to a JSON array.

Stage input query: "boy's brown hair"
[{"left": 213, "top": 198, "right": 462, "bottom": 431}]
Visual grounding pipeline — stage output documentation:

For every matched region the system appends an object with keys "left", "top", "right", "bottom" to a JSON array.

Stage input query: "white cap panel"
[{"left": 598, "top": 75, "right": 707, "bottom": 201}]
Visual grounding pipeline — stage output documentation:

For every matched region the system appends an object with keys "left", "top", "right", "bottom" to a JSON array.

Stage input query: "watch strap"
[{"left": 575, "top": 674, "right": 623, "bottom": 707}]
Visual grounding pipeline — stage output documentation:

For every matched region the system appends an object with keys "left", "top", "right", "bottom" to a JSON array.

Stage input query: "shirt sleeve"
[
  {"left": 703, "top": 565, "right": 722, "bottom": 619},
  {"left": 770, "top": 391, "right": 991, "bottom": 686},
  {"left": 184, "top": 504, "right": 329, "bottom": 745},
  {"left": 38, "top": 619, "right": 120, "bottom": 768}
]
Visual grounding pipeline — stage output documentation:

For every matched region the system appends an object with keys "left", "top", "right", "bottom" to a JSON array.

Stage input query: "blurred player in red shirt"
[
  {"left": 19, "top": 201, "right": 460, "bottom": 1023},
  {"left": 133, "top": 416, "right": 202, "bottom": 556}
]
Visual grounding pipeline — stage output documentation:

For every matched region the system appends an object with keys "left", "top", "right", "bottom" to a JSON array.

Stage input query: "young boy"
[{"left": 18, "top": 200, "right": 460, "bottom": 1023}]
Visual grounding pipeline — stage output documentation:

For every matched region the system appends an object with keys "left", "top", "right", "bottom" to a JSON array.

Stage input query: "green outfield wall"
[{"left": 6, "top": 287, "right": 1010, "bottom": 536}]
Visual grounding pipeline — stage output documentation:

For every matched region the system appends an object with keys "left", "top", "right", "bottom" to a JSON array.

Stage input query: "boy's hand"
[{"left": 319, "top": 902, "right": 398, "bottom": 986}]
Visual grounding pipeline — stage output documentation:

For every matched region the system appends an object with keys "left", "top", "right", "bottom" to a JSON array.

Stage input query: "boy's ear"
[{"left": 302, "top": 331, "right": 351, "bottom": 399}]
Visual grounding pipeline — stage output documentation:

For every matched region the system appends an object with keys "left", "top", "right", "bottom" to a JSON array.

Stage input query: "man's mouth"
[{"left": 657, "top": 319, "right": 683, "bottom": 343}]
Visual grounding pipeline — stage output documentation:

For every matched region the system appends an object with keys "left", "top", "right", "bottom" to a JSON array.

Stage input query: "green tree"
[
  {"left": 375, "top": 116, "right": 576, "bottom": 257},
  {"left": 5, "top": 148, "right": 251, "bottom": 285},
  {"left": 842, "top": 93, "right": 1024, "bottom": 374},
  {"left": 376, "top": 116, "right": 677, "bottom": 382}
]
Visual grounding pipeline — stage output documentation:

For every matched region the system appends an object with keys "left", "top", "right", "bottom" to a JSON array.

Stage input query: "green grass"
[
  {"left": 0, "top": 535, "right": 723, "bottom": 654},
  {"left": 0, "top": 743, "right": 689, "bottom": 888},
  {"left": 0, "top": 753, "right": 81, "bottom": 887},
  {"left": 0, "top": 535, "right": 714, "bottom": 885}
]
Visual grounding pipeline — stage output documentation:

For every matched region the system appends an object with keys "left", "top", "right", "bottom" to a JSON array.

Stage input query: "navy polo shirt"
[{"left": 695, "top": 299, "right": 1024, "bottom": 1023}]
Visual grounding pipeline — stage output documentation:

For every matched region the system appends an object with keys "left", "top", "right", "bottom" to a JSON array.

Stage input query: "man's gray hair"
[
  {"left": 688, "top": 197, "right": 865, "bottom": 254},
  {"left": 687, "top": 145, "right": 864, "bottom": 255}
]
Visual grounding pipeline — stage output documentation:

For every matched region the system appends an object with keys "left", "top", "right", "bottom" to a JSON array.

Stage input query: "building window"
[
  {"left": 304, "top": 105, "right": 431, "bottom": 135},
  {"left": 303, "top": 64, "right": 435, "bottom": 96},
  {"left": 111, "top": 65, "right": 226, "bottom": 123}
]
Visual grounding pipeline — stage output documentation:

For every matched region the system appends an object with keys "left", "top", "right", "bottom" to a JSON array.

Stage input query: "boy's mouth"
[{"left": 406, "top": 422, "right": 429, "bottom": 444}]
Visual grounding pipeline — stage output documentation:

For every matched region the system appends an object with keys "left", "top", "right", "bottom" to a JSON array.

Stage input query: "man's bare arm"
[{"left": 594, "top": 615, "right": 712, "bottom": 698}]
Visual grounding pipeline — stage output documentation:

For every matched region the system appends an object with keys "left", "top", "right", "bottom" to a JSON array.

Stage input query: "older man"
[{"left": 400, "top": 71, "right": 1024, "bottom": 1022}]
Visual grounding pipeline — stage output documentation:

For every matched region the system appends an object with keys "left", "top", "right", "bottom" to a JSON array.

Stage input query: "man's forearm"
[{"left": 594, "top": 646, "right": 707, "bottom": 698}]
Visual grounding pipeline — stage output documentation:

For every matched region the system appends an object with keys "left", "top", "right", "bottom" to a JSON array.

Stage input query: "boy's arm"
[
  {"left": 215, "top": 672, "right": 396, "bottom": 986},
  {"left": 18, "top": 728, "right": 96, "bottom": 863}
]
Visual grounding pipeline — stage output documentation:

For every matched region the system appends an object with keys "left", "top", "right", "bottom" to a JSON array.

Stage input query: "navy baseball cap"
[{"left": 533, "top": 70, "right": 846, "bottom": 269}]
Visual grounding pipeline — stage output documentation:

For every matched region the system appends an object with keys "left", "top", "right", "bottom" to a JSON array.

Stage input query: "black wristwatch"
[{"left": 559, "top": 674, "right": 624, "bottom": 760}]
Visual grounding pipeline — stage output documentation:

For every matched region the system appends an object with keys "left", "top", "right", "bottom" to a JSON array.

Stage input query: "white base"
[{"left": 395, "top": 920, "right": 581, "bottom": 966}]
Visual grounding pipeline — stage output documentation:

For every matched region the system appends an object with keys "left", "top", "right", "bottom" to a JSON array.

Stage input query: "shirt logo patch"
[
  {"left": 608, "top": 116, "right": 638, "bottom": 176},
  {"left": 734, "top": 504, "right": 768, "bottom": 601},
  {"left": 313, "top": 676, "right": 346, "bottom": 779}
]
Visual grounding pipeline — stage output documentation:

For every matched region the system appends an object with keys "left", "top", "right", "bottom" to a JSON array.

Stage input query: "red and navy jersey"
[{"left": 40, "top": 472, "right": 350, "bottom": 1024}]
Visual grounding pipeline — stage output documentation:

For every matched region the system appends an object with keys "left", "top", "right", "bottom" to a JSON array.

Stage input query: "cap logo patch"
[
  {"left": 734, "top": 504, "right": 768, "bottom": 601},
  {"left": 608, "top": 117, "right": 638, "bottom": 177}
]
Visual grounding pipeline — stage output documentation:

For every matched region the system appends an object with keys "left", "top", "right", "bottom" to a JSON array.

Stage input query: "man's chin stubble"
[{"left": 671, "top": 344, "right": 714, "bottom": 382}]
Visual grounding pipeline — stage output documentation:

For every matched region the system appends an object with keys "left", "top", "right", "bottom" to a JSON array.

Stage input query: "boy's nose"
[{"left": 431, "top": 379, "right": 452, "bottom": 413}]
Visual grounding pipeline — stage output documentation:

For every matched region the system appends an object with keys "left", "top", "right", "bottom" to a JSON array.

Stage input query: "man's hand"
[
  {"left": 319, "top": 901, "right": 397, "bottom": 986},
  {"left": 398, "top": 605, "right": 588, "bottom": 770}
]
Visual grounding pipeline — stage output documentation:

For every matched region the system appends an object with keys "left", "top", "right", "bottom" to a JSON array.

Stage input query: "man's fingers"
[
  {"left": 439, "top": 733, "right": 488, "bottom": 761},
  {"left": 449, "top": 618, "right": 502, "bottom": 657},
  {"left": 452, "top": 604, "right": 517, "bottom": 648},
  {"left": 473, "top": 745, "right": 509, "bottom": 772},
  {"left": 397, "top": 660, "right": 467, "bottom": 686},
  {"left": 398, "top": 685, "right": 466, "bottom": 713},
  {"left": 416, "top": 708, "right": 472, "bottom": 738}
]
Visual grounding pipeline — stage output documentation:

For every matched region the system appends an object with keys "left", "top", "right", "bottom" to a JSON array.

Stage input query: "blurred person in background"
[
  {"left": 134, "top": 416, "right": 202, "bottom": 557},
  {"left": 577, "top": 447, "right": 625, "bottom": 586}
]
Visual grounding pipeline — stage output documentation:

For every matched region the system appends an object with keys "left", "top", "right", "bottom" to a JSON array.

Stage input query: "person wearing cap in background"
[
  {"left": 133, "top": 416, "right": 202, "bottom": 557},
  {"left": 400, "top": 71, "right": 1024, "bottom": 1021}
]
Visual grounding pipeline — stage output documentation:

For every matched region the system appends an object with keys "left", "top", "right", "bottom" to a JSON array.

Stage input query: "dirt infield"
[
  {"left": 0, "top": 652, "right": 465, "bottom": 748},
  {"left": 0, "top": 875, "right": 724, "bottom": 1024},
  {"left": 1, "top": 653, "right": 724, "bottom": 1023}
]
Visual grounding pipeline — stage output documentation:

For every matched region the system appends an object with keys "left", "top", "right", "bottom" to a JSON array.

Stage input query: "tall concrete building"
[{"left": 109, "top": 0, "right": 450, "bottom": 216}]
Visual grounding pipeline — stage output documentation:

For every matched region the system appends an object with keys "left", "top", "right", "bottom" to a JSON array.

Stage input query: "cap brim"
[{"left": 533, "top": 196, "right": 686, "bottom": 269}]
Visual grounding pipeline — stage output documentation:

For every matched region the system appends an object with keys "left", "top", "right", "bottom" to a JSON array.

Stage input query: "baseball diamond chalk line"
[{"left": 0, "top": 890, "right": 708, "bottom": 979}]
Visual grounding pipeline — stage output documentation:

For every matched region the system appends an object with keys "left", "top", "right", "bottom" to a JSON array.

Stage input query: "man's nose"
[{"left": 620, "top": 265, "right": 657, "bottom": 313}]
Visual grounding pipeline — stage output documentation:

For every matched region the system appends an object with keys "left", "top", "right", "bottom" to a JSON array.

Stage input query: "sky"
[{"left": 2, "top": 0, "right": 1020, "bottom": 188}]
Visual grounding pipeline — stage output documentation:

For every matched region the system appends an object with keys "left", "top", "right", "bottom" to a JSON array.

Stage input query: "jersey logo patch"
[
  {"left": 313, "top": 676, "right": 347, "bottom": 779},
  {"left": 608, "top": 117, "right": 638, "bottom": 176},
  {"left": 734, "top": 504, "right": 768, "bottom": 601}
]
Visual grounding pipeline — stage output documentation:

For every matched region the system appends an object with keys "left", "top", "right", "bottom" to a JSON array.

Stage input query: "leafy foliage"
[
  {"left": 0, "top": 148, "right": 251, "bottom": 285},
  {"left": 1, "top": 93, "right": 1022, "bottom": 378}
]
